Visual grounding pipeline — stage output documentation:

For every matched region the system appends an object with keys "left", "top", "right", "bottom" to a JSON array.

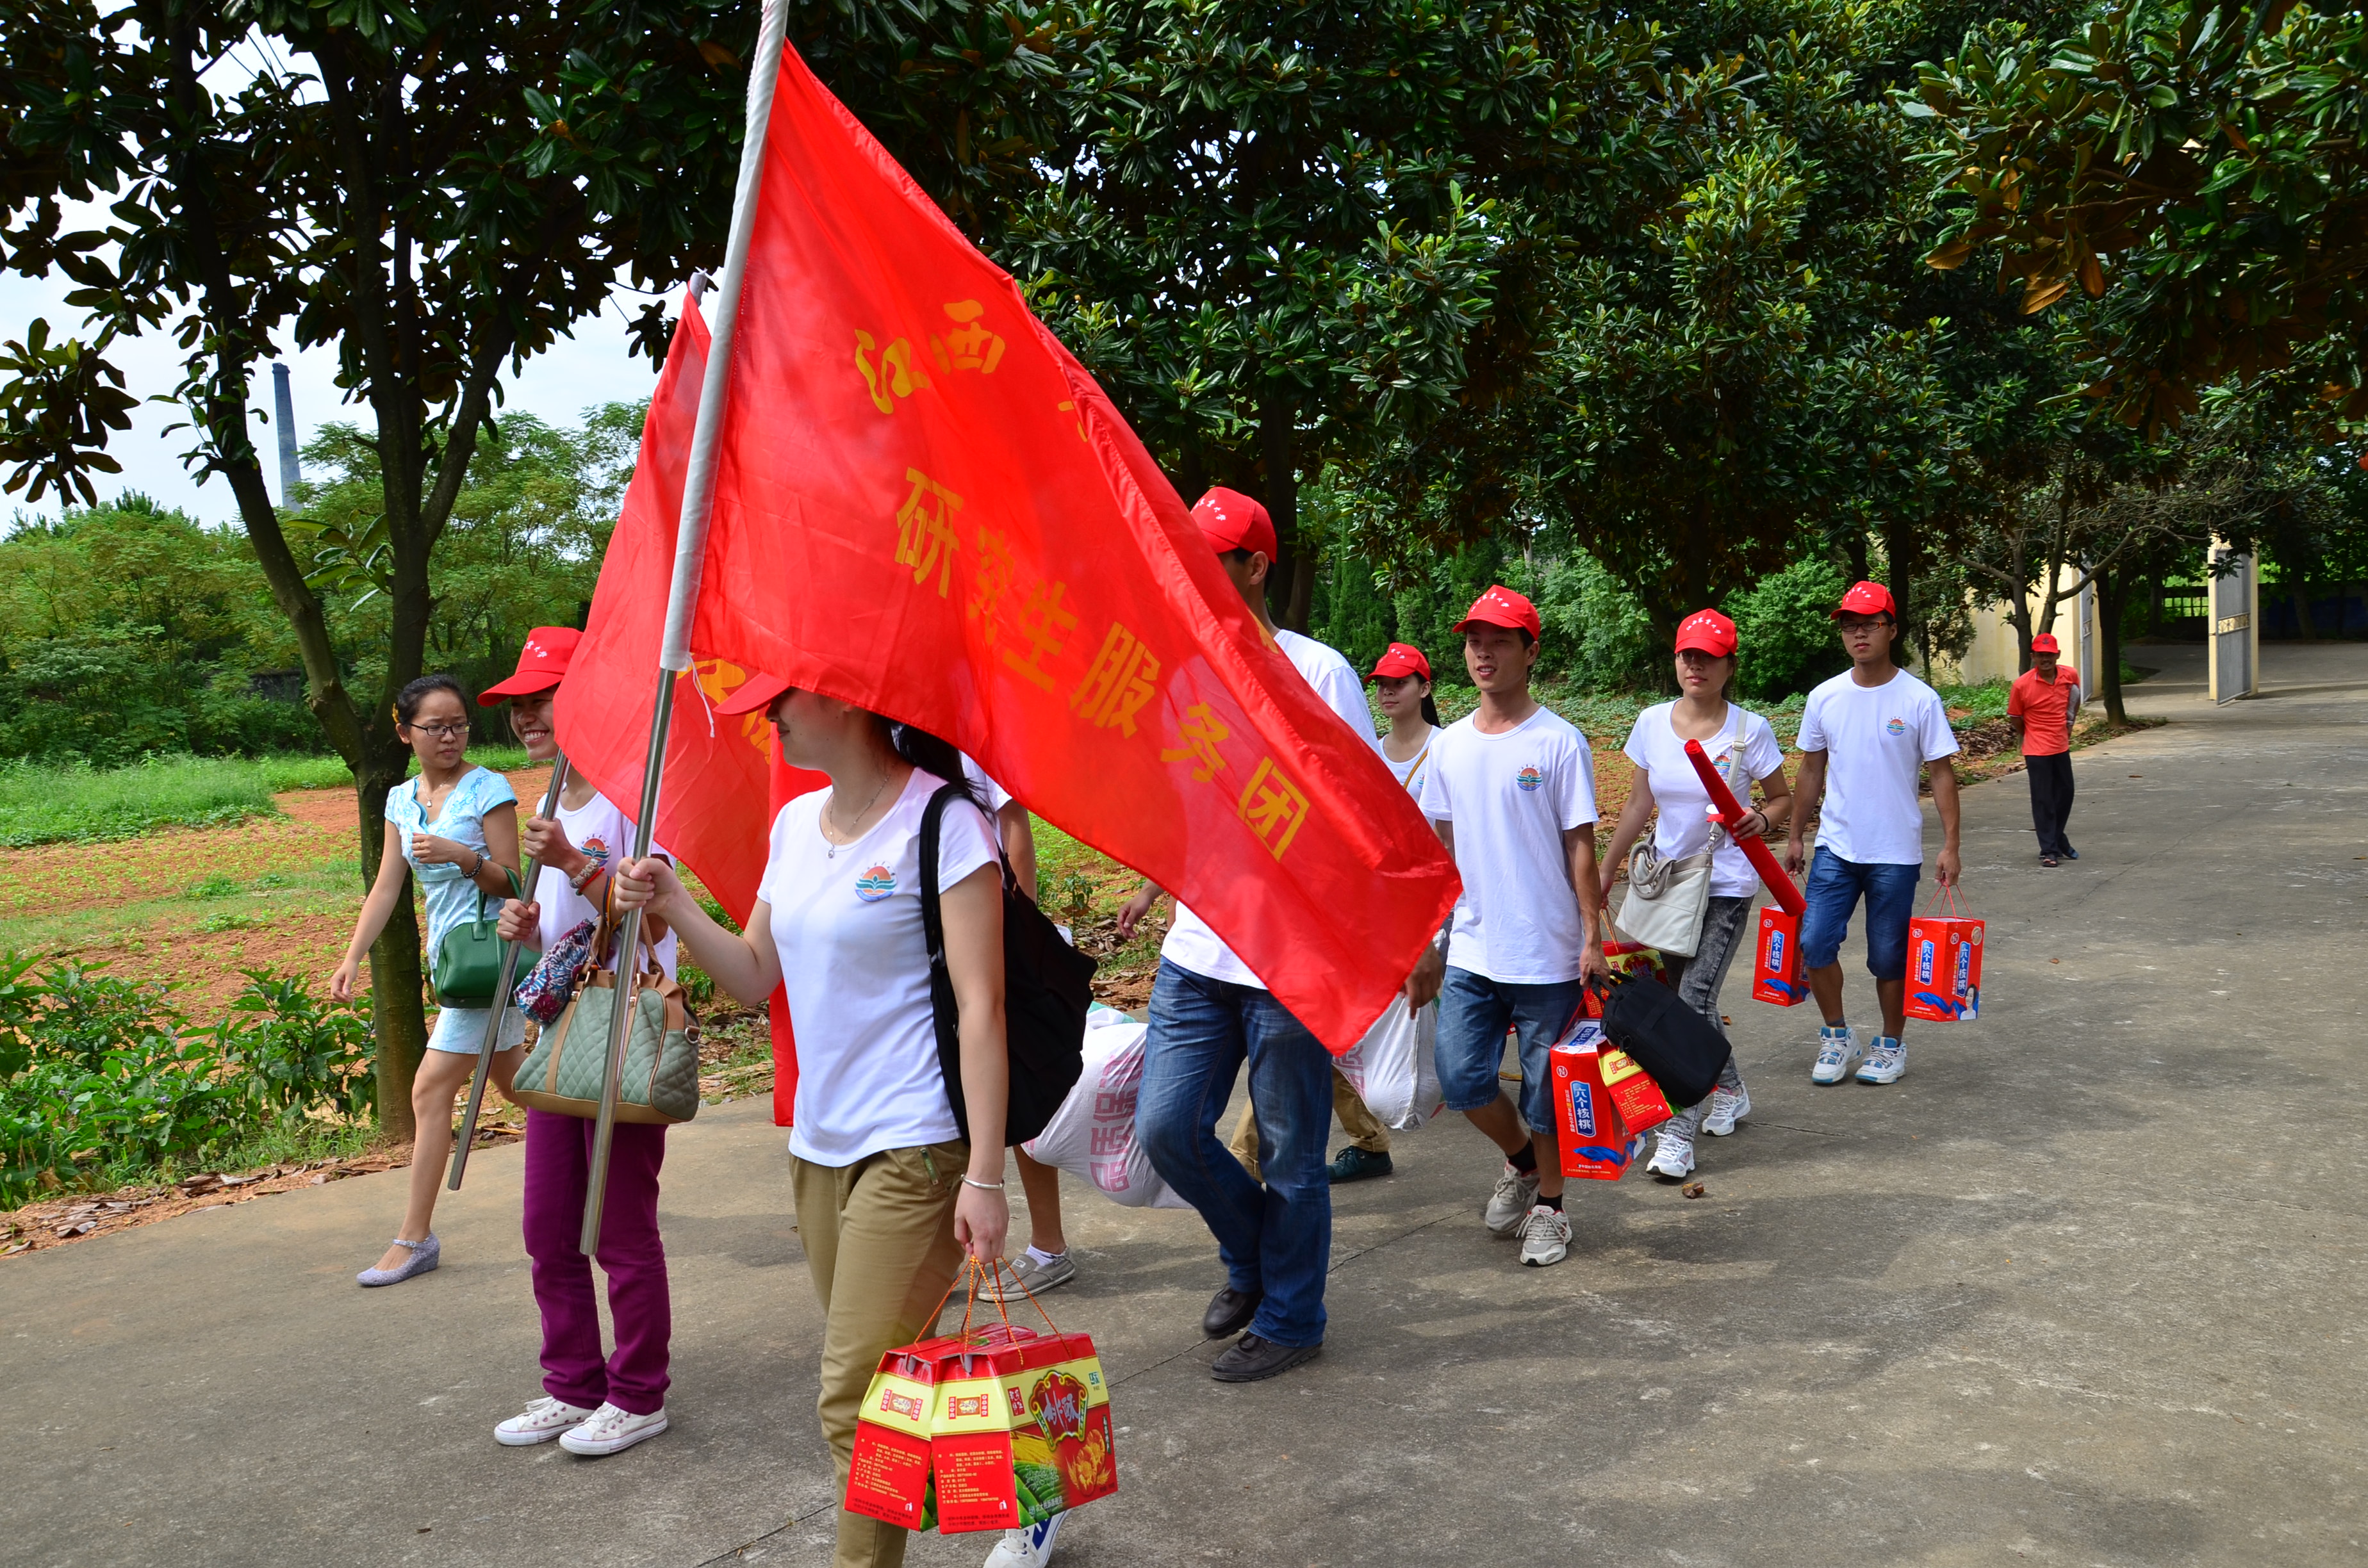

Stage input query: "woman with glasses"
[{"left": 331, "top": 673, "right": 523, "bottom": 1287}]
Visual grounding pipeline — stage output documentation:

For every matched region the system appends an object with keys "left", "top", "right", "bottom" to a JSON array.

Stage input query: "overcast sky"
[{"left": 0, "top": 261, "right": 666, "bottom": 530}]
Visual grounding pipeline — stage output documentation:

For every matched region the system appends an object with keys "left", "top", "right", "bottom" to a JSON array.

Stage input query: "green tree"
[{"left": 0, "top": 1, "right": 751, "bottom": 1136}]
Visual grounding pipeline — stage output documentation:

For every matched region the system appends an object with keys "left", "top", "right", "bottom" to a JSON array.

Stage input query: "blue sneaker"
[
  {"left": 985, "top": 1513, "right": 1064, "bottom": 1567},
  {"left": 1857, "top": 1037, "right": 1907, "bottom": 1084},
  {"left": 1811, "top": 1026, "right": 1861, "bottom": 1084}
]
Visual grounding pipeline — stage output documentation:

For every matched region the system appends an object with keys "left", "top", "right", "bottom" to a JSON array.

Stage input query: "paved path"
[{"left": 6, "top": 643, "right": 2364, "bottom": 1567}]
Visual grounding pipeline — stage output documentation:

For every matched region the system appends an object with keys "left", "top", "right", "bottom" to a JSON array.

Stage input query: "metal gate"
[{"left": 2208, "top": 542, "right": 2257, "bottom": 704}]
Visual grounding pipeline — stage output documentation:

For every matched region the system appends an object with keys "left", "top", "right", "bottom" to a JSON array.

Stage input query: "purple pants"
[{"left": 521, "top": 1109, "right": 671, "bottom": 1416}]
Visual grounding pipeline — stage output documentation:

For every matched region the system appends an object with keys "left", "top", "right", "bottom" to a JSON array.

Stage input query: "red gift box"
[
  {"left": 1903, "top": 889, "right": 1983, "bottom": 1022},
  {"left": 1599, "top": 1046, "right": 1673, "bottom": 1136},
  {"left": 1582, "top": 941, "right": 1670, "bottom": 1018},
  {"left": 1752, "top": 906, "right": 1809, "bottom": 1007},
  {"left": 1549, "top": 1018, "right": 1647, "bottom": 1180}
]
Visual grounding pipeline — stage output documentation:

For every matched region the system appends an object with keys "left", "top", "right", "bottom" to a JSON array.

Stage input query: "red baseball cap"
[
  {"left": 1830, "top": 580, "right": 1897, "bottom": 620},
  {"left": 713, "top": 669, "right": 794, "bottom": 717},
  {"left": 1369, "top": 642, "right": 1432, "bottom": 682},
  {"left": 2030, "top": 632, "right": 2061, "bottom": 654},
  {"left": 478, "top": 626, "right": 582, "bottom": 703},
  {"left": 1674, "top": 608, "right": 1737, "bottom": 658},
  {"left": 1190, "top": 487, "right": 1278, "bottom": 560},
  {"left": 1454, "top": 584, "right": 1542, "bottom": 640}
]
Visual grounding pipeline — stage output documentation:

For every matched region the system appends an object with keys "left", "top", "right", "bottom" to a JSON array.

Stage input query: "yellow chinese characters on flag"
[{"left": 661, "top": 43, "right": 1458, "bottom": 1050}]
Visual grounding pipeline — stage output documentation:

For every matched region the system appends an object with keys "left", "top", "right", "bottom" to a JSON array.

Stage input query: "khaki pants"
[
  {"left": 1228, "top": 1069, "right": 1389, "bottom": 1184},
  {"left": 791, "top": 1141, "right": 969, "bottom": 1568}
]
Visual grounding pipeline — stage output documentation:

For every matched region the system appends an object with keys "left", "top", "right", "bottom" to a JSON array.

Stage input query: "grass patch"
[{"left": 0, "top": 755, "right": 282, "bottom": 847}]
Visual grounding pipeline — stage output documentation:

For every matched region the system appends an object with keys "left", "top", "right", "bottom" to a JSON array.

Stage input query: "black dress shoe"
[
  {"left": 1210, "top": 1333, "right": 1322, "bottom": 1383},
  {"left": 1201, "top": 1285, "right": 1260, "bottom": 1339}
]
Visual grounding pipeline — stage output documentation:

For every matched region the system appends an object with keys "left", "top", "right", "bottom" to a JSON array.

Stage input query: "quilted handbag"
[{"left": 509, "top": 920, "right": 701, "bottom": 1124}]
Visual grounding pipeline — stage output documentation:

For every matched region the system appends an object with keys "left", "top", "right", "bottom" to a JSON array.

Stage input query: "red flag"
[
  {"left": 639, "top": 42, "right": 1458, "bottom": 1051},
  {"left": 558, "top": 298, "right": 822, "bottom": 1122}
]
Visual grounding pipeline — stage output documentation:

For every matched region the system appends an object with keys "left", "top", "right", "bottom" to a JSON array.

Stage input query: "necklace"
[{"left": 822, "top": 771, "right": 892, "bottom": 858}]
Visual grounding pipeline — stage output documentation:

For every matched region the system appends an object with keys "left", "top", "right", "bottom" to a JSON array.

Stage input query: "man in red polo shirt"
[{"left": 2008, "top": 633, "right": 2084, "bottom": 867}]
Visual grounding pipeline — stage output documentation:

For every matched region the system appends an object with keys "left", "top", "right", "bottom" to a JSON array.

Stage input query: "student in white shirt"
[
  {"left": 611, "top": 680, "right": 1008, "bottom": 1568},
  {"left": 1115, "top": 487, "right": 1375, "bottom": 1384},
  {"left": 481, "top": 628, "right": 678, "bottom": 1458},
  {"left": 1782, "top": 580, "right": 1964, "bottom": 1086},
  {"left": 1599, "top": 610, "right": 1794, "bottom": 1180},
  {"left": 1409, "top": 585, "right": 1608, "bottom": 1269}
]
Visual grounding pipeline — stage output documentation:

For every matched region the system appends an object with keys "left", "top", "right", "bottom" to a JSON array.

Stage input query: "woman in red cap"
[
  {"left": 1599, "top": 609, "right": 1793, "bottom": 1180},
  {"left": 482, "top": 628, "right": 682, "bottom": 1457},
  {"left": 609, "top": 676, "right": 1010, "bottom": 1567},
  {"left": 330, "top": 673, "right": 522, "bottom": 1288}
]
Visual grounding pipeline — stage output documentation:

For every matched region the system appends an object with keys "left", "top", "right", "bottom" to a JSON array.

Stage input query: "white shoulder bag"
[{"left": 1612, "top": 727, "right": 1747, "bottom": 959}]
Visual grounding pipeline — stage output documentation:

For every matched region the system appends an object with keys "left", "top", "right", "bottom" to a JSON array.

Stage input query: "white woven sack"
[
  {"left": 1021, "top": 1012, "right": 1189, "bottom": 1209},
  {"left": 1333, "top": 996, "right": 1442, "bottom": 1130}
]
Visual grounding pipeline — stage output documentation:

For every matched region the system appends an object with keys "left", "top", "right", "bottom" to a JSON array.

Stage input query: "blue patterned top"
[{"left": 384, "top": 765, "right": 519, "bottom": 956}]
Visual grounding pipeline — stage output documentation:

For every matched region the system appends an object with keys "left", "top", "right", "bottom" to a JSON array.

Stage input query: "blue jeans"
[
  {"left": 1799, "top": 847, "right": 1921, "bottom": 979},
  {"left": 1136, "top": 960, "right": 1334, "bottom": 1348},
  {"left": 1434, "top": 967, "right": 1590, "bottom": 1134}
]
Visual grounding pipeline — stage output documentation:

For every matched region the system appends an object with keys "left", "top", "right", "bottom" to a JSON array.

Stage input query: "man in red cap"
[
  {"left": 1409, "top": 584, "right": 1607, "bottom": 1269},
  {"left": 2008, "top": 632, "right": 2083, "bottom": 865},
  {"left": 1119, "top": 486, "right": 1377, "bottom": 1382},
  {"left": 1782, "top": 582, "right": 1962, "bottom": 1088}
]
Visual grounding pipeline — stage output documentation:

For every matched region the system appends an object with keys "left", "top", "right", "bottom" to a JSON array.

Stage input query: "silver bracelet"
[{"left": 961, "top": 1176, "right": 1005, "bottom": 1191}]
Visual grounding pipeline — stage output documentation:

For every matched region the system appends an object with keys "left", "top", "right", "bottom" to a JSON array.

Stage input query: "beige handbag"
[
  {"left": 509, "top": 919, "right": 702, "bottom": 1124},
  {"left": 1613, "top": 734, "right": 1747, "bottom": 958}
]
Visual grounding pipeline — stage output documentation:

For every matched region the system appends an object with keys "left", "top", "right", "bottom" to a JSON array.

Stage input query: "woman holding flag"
[
  {"left": 610, "top": 676, "right": 1008, "bottom": 1568},
  {"left": 1599, "top": 610, "right": 1793, "bottom": 1181}
]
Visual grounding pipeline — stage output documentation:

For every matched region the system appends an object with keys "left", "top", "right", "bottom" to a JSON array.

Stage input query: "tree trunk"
[
  {"left": 356, "top": 764, "right": 426, "bottom": 1141},
  {"left": 1260, "top": 386, "right": 1311, "bottom": 632},
  {"left": 1841, "top": 529, "right": 1870, "bottom": 586},
  {"left": 2289, "top": 578, "right": 2317, "bottom": 641},
  {"left": 2097, "top": 564, "right": 2128, "bottom": 724},
  {"left": 1880, "top": 516, "right": 1916, "bottom": 668}
]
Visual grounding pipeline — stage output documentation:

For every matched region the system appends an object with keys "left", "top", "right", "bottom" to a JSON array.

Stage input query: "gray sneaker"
[
  {"left": 982, "top": 1252, "right": 1077, "bottom": 1303},
  {"left": 1483, "top": 1163, "right": 1541, "bottom": 1236}
]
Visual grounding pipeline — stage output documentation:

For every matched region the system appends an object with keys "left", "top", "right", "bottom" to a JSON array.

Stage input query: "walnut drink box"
[
  {"left": 1752, "top": 906, "right": 1809, "bottom": 1006},
  {"left": 1903, "top": 904, "right": 1984, "bottom": 1023},
  {"left": 846, "top": 1322, "right": 1117, "bottom": 1535},
  {"left": 1549, "top": 1020, "right": 1648, "bottom": 1180}
]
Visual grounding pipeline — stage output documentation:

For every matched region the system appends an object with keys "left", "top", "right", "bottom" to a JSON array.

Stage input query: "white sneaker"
[
  {"left": 983, "top": 1514, "right": 1064, "bottom": 1567},
  {"left": 1856, "top": 1037, "right": 1906, "bottom": 1084},
  {"left": 1516, "top": 1204, "right": 1572, "bottom": 1267},
  {"left": 1811, "top": 1026, "right": 1861, "bottom": 1084},
  {"left": 556, "top": 1401, "right": 669, "bottom": 1457},
  {"left": 494, "top": 1394, "right": 596, "bottom": 1446},
  {"left": 1483, "top": 1163, "right": 1542, "bottom": 1236},
  {"left": 1702, "top": 1085, "right": 1750, "bottom": 1136},
  {"left": 1646, "top": 1126, "right": 1696, "bottom": 1180}
]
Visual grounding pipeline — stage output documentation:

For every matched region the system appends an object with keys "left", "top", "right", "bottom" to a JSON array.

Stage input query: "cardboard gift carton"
[
  {"left": 1598, "top": 1046, "right": 1673, "bottom": 1136},
  {"left": 1548, "top": 1019, "right": 1647, "bottom": 1180},
  {"left": 1903, "top": 897, "right": 1984, "bottom": 1023},
  {"left": 1583, "top": 942, "right": 1670, "bottom": 1019},
  {"left": 1752, "top": 906, "right": 1809, "bottom": 1007}
]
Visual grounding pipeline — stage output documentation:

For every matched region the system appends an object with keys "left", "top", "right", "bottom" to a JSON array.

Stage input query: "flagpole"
[
  {"left": 448, "top": 752, "right": 571, "bottom": 1191},
  {"left": 580, "top": 0, "right": 791, "bottom": 1256}
]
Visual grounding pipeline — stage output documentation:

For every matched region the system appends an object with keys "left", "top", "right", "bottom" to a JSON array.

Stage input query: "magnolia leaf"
[{"left": 2021, "top": 275, "right": 2072, "bottom": 313}]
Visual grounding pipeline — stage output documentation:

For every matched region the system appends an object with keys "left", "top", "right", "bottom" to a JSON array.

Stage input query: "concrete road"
[{"left": 5, "top": 643, "right": 2364, "bottom": 1567}]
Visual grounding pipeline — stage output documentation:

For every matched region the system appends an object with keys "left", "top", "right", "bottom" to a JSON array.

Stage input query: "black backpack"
[
  {"left": 1595, "top": 968, "right": 1732, "bottom": 1109},
  {"left": 919, "top": 783, "right": 1095, "bottom": 1147}
]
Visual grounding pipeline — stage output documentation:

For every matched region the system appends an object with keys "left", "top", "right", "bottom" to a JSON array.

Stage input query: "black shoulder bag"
[
  {"left": 1594, "top": 967, "right": 1732, "bottom": 1109},
  {"left": 919, "top": 783, "right": 1095, "bottom": 1147}
]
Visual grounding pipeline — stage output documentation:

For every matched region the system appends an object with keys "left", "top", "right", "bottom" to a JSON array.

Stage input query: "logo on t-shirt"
[
  {"left": 580, "top": 835, "right": 611, "bottom": 869},
  {"left": 854, "top": 864, "right": 896, "bottom": 902},
  {"left": 1515, "top": 765, "right": 1545, "bottom": 792},
  {"left": 1884, "top": 717, "right": 1906, "bottom": 736}
]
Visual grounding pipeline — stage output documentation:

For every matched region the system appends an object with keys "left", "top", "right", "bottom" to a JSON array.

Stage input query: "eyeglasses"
[{"left": 403, "top": 721, "right": 470, "bottom": 740}]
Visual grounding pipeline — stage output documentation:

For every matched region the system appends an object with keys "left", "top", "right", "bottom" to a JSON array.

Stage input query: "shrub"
[
  {"left": 211, "top": 969, "right": 376, "bottom": 1123},
  {"left": 1518, "top": 552, "right": 1658, "bottom": 692},
  {"left": 1725, "top": 558, "right": 1852, "bottom": 701}
]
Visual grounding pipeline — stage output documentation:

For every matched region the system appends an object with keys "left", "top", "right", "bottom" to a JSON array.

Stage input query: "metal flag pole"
[
  {"left": 580, "top": 0, "right": 790, "bottom": 1255},
  {"left": 448, "top": 751, "right": 573, "bottom": 1190}
]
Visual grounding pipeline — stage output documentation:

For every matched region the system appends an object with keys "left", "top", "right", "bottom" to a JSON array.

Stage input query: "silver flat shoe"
[{"left": 358, "top": 1234, "right": 440, "bottom": 1287}]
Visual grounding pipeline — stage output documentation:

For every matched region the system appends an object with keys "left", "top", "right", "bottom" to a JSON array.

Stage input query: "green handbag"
[
  {"left": 511, "top": 920, "right": 702, "bottom": 1124},
  {"left": 431, "top": 870, "right": 522, "bottom": 1009}
]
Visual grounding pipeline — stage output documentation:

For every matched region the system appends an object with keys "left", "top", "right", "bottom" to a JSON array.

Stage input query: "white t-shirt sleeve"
[
  {"left": 1557, "top": 733, "right": 1599, "bottom": 829},
  {"left": 1741, "top": 713, "right": 1786, "bottom": 780},
  {"left": 1797, "top": 691, "right": 1830, "bottom": 753},
  {"left": 1918, "top": 689, "right": 1961, "bottom": 762},
  {"left": 1619, "top": 713, "right": 1649, "bottom": 769},
  {"left": 1418, "top": 737, "right": 1453, "bottom": 822},
  {"left": 959, "top": 753, "right": 1013, "bottom": 814},
  {"left": 1313, "top": 660, "right": 1374, "bottom": 740},
  {"left": 932, "top": 796, "right": 1000, "bottom": 894}
]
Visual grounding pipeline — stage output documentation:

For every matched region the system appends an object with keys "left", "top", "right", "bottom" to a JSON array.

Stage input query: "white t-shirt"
[
  {"left": 1795, "top": 667, "right": 1960, "bottom": 865},
  {"left": 1376, "top": 726, "right": 1439, "bottom": 797},
  {"left": 1621, "top": 703, "right": 1787, "bottom": 899},
  {"left": 1418, "top": 705, "right": 1599, "bottom": 984},
  {"left": 960, "top": 753, "right": 1013, "bottom": 814},
  {"left": 1161, "top": 628, "right": 1373, "bottom": 988},
  {"left": 759, "top": 769, "right": 999, "bottom": 1164},
  {"left": 530, "top": 790, "right": 678, "bottom": 978}
]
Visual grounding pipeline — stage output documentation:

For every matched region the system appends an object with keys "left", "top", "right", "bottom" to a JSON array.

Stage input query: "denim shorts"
[
  {"left": 1435, "top": 967, "right": 1590, "bottom": 1134},
  {"left": 1798, "top": 847, "right": 1921, "bottom": 979}
]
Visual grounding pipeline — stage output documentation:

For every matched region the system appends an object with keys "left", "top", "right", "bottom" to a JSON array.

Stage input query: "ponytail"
[
  {"left": 1420, "top": 690, "right": 1442, "bottom": 728},
  {"left": 885, "top": 719, "right": 986, "bottom": 813}
]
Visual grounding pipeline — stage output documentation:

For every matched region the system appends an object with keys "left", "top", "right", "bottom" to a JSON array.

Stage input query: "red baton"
[{"left": 1682, "top": 737, "right": 1804, "bottom": 915}]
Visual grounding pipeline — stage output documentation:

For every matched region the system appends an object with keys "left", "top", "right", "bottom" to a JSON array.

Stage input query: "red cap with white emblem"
[
  {"left": 477, "top": 626, "right": 583, "bottom": 702},
  {"left": 1190, "top": 486, "right": 1278, "bottom": 560},
  {"left": 1674, "top": 608, "right": 1737, "bottom": 657},
  {"left": 1454, "top": 585, "right": 1542, "bottom": 640}
]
